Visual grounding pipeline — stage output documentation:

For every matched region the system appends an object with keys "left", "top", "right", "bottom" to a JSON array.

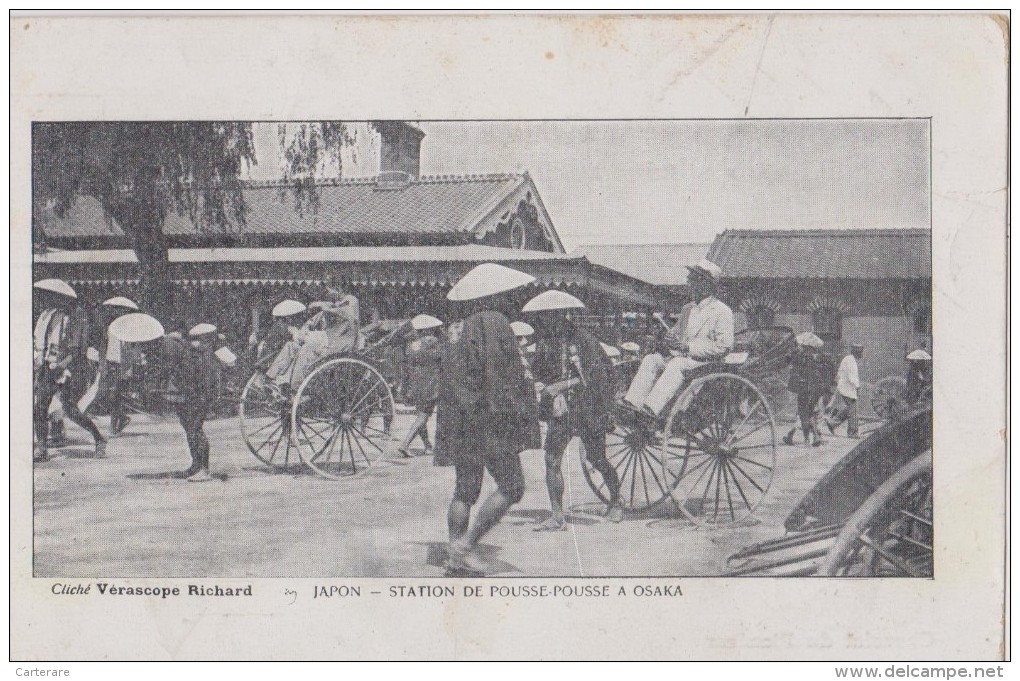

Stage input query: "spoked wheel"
[
  {"left": 239, "top": 373, "right": 300, "bottom": 470},
  {"left": 291, "top": 358, "right": 395, "bottom": 479},
  {"left": 661, "top": 373, "right": 778, "bottom": 527},
  {"left": 872, "top": 376, "right": 908, "bottom": 421},
  {"left": 580, "top": 418, "right": 673, "bottom": 511},
  {"left": 819, "top": 451, "right": 933, "bottom": 577}
]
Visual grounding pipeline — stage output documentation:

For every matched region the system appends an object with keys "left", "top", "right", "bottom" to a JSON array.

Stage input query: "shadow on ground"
[{"left": 414, "top": 541, "right": 521, "bottom": 577}]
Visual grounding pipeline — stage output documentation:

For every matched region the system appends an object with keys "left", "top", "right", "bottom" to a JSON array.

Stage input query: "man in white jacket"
[
  {"left": 624, "top": 259, "right": 735, "bottom": 417},
  {"left": 827, "top": 343, "right": 863, "bottom": 438}
]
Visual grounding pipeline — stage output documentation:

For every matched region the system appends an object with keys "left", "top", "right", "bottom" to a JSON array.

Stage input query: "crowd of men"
[
  {"left": 33, "top": 256, "right": 932, "bottom": 575},
  {"left": 32, "top": 279, "right": 234, "bottom": 480}
]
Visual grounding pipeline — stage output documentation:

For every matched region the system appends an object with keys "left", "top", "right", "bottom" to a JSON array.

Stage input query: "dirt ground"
[{"left": 32, "top": 411, "right": 875, "bottom": 578}]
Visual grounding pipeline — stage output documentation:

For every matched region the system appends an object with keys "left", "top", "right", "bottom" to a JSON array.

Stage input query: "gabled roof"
[
  {"left": 35, "top": 173, "right": 564, "bottom": 251},
  {"left": 706, "top": 229, "right": 931, "bottom": 279},
  {"left": 573, "top": 243, "right": 710, "bottom": 286}
]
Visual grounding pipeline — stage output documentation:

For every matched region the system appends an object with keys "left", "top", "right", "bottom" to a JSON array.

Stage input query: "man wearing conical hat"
[
  {"left": 153, "top": 322, "right": 225, "bottom": 481},
  {"left": 782, "top": 332, "right": 833, "bottom": 448},
  {"left": 624, "top": 259, "right": 734, "bottom": 417},
  {"left": 394, "top": 314, "right": 445, "bottom": 459},
  {"left": 523, "top": 290, "right": 624, "bottom": 529},
  {"left": 905, "top": 348, "right": 932, "bottom": 406},
  {"left": 439, "top": 263, "right": 538, "bottom": 574},
  {"left": 33, "top": 279, "right": 106, "bottom": 460},
  {"left": 99, "top": 296, "right": 141, "bottom": 437}
]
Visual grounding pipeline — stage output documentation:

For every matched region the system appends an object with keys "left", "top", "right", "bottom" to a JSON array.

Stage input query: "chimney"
[{"left": 374, "top": 121, "right": 425, "bottom": 178}]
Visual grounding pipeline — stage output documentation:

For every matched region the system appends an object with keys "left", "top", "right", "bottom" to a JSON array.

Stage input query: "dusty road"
[{"left": 32, "top": 411, "right": 872, "bottom": 578}]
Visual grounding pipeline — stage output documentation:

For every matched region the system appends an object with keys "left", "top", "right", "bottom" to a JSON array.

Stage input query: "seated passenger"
[
  {"left": 623, "top": 259, "right": 734, "bottom": 417},
  {"left": 267, "top": 296, "right": 361, "bottom": 389},
  {"left": 254, "top": 299, "right": 307, "bottom": 370}
]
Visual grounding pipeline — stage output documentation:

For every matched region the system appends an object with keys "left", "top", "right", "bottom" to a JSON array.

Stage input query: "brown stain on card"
[
  {"left": 571, "top": 15, "right": 621, "bottom": 49},
  {"left": 988, "top": 14, "right": 1009, "bottom": 65}
]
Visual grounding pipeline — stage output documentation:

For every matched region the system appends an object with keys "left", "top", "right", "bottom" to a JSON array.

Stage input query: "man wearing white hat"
[
  {"left": 510, "top": 320, "right": 537, "bottom": 379},
  {"left": 623, "top": 259, "right": 735, "bottom": 417},
  {"left": 905, "top": 349, "right": 932, "bottom": 406},
  {"left": 524, "top": 290, "right": 623, "bottom": 529},
  {"left": 157, "top": 323, "right": 225, "bottom": 481},
  {"left": 440, "top": 263, "right": 538, "bottom": 574},
  {"left": 33, "top": 279, "right": 106, "bottom": 460},
  {"left": 251, "top": 299, "right": 307, "bottom": 370},
  {"left": 782, "top": 332, "right": 833, "bottom": 447},
  {"left": 394, "top": 314, "right": 445, "bottom": 458},
  {"left": 99, "top": 296, "right": 140, "bottom": 436}
]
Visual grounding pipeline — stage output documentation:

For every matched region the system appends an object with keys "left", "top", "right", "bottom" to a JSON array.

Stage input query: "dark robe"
[
  {"left": 437, "top": 310, "right": 536, "bottom": 457},
  {"left": 404, "top": 334, "right": 442, "bottom": 409}
]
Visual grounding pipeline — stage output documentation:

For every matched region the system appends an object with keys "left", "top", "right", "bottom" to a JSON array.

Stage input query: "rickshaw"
[
  {"left": 238, "top": 302, "right": 403, "bottom": 480},
  {"left": 724, "top": 407, "right": 932, "bottom": 576},
  {"left": 580, "top": 326, "right": 797, "bottom": 527},
  {"left": 871, "top": 357, "right": 934, "bottom": 422}
]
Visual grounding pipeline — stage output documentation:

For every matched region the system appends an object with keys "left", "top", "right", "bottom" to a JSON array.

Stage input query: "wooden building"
[{"left": 33, "top": 123, "right": 657, "bottom": 346}]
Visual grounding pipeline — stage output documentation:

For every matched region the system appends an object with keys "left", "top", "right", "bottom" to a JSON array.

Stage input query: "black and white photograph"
[
  {"left": 31, "top": 118, "right": 933, "bottom": 579},
  {"left": 11, "top": 12, "right": 1006, "bottom": 664}
]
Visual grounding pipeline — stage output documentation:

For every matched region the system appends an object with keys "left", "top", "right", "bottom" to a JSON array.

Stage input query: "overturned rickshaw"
[
  {"left": 724, "top": 407, "right": 933, "bottom": 577},
  {"left": 581, "top": 326, "right": 797, "bottom": 527}
]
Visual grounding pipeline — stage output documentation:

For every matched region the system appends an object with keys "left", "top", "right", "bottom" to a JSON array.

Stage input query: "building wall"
[{"left": 725, "top": 277, "right": 931, "bottom": 421}]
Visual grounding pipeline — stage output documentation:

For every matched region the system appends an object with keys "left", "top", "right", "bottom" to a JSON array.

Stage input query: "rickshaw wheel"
[
  {"left": 580, "top": 419, "right": 673, "bottom": 512},
  {"left": 819, "top": 451, "right": 932, "bottom": 577},
  {"left": 291, "top": 357, "right": 395, "bottom": 480},
  {"left": 661, "top": 373, "right": 778, "bottom": 528},
  {"left": 872, "top": 376, "right": 908, "bottom": 421},
  {"left": 239, "top": 373, "right": 300, "bottom": 471}
]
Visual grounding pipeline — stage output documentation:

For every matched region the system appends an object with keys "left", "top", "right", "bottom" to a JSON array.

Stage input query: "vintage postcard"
[{"left": 9, "top": 13, "right": 1008, "bottom": 661}]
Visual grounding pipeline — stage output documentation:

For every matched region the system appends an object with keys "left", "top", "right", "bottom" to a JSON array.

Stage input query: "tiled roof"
[
  {"left": 35, "top": 195, "right": 126, "bottom": 239},
  {"left": 35, "top": 244, "right": 577, "bottom": 265},
  {"left": 706, "top": 229, "right": 931, "bottom": 279},
  {"left": 35, "top": 174, "right": 528, "bottom": 240},
  {"left": 573, "top": 243, "right": 711, "bottom": 286}
]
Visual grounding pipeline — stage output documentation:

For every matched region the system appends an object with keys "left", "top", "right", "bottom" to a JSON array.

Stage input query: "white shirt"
[
  {"left": 684, "top": 296, "right": 735, "bottom": 360},
  {"left": 105, "top": 329, "right": 122, "bottom": 363},
  {"left": 836, "top": 354, "right": 860, "bottom": 399},
  {"left": 34, "top": 308, "right": 68, "bottom": 368}
]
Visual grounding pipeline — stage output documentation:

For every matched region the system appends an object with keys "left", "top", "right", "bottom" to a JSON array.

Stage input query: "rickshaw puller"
[
  {"left": 163, "top": 323, "right": 225, "bottom": 482},
  {"left": 524, "top": 290, "right": 623, "bottom": 530},
  {"left": 33, "top": 279, "right": 106, "bottom": 461},
  {"left": 439, "top": 263, "right": 538, "bottom": 575}
]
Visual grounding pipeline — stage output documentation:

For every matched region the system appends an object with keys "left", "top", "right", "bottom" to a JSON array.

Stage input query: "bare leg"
[
  {"left": 545, "top": 452, "right": 566, "bottom": 516},
  {"left": 537, "top": 418, "right": 569, "bottom": 529},
  {"left": 448, "top": 499, "right": 471, "bottom": 542},
  {"left": 462, "top": 490, "right": 514, "bottom": 548},
  {"left": 417, "top": 422, "right": 433, "bottom": 450},
  {"left": 61, "top": 382, "right": 105, "bottom": 454},
  {"left": 397, "top": 411, "right": 430, "bottom": 455}
]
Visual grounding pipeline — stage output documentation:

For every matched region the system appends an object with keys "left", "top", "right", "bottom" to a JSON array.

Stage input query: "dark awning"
[{"left": 37, "top": 245, "right": 659, "bottom": 308}]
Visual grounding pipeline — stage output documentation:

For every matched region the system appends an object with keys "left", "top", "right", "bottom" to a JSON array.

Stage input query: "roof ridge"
[
  {"left": 575, "top": 242, "right": 712, "bottom": 248},
  {"left": 238, "top": 173, "right": 525, "bottom": 189},
  {"left": 415, "top": 172, "right": 523, "bottom": 183},
  {"left": 717, "top": 228, "right": 931, "bottom": 237}
]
